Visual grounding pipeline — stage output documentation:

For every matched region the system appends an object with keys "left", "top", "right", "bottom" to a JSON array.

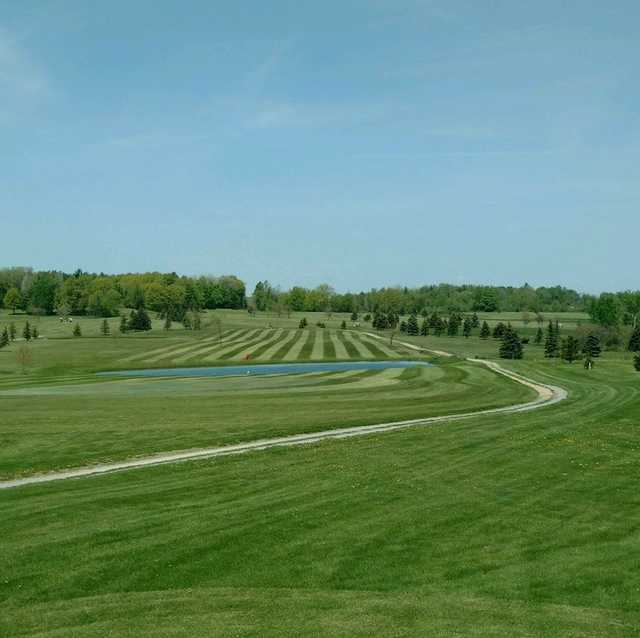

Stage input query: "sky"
[{"left": 1, "top": 1, "right": 638, "bottom": 294}]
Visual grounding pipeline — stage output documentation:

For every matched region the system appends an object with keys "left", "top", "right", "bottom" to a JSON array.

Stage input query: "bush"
[{"left": 316, "top": 322, "right": 326, "bottom": 328}]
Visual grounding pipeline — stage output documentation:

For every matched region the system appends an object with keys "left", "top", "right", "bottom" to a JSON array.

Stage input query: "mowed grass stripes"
[{"left": 122, "top": 328, "right": 410, "bottom": 365}]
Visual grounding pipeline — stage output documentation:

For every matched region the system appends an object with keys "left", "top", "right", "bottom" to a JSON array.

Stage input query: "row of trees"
[
  {"left": 251, "top": 281, "right": 590, "bottom": 315},
  {"left": 0, "top": 268, "right": 246, "bottom": 318}
]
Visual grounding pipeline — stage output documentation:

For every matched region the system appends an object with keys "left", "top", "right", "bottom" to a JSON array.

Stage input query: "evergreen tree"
[
  {"left": 182, "top": 313, "right": 192, "bottom": 330},
  {"left": 340, "top": 320, "right": 347, "bottom": 329},
  {"left": 101, "top": 319, "right": 111, "bottom": 336},
  {"left": 434, "top": 318, "right": 444, "bottom": 337},
  {"left": 582, "top": 333, "right": 602, "bottom": 359},
  {"left": 119, "top": 315, "right": 128, "bottom": 333},
  {"left": 298, "top": 317, "right": 308, "bottom": 329},
  {"left": 534, "top": 326, "right": 544, "bottom": 345},
  {"left": 9, "top": 322, "right": 16, "bottom": 341},
  {"left": 628, "top": 326, "right": 640, "bottom": 352},
  {"left": 73, "top": 323, "right": 82, "bottom": 337},
  {"left": 129, "top": 308, "right": 152, "bottom": 331},
  {"left": 544, "top": 321, "right": 559, "bottom": 358},
  {"left": 499, "top": 326, "right": 523, "bottom": 359},
  {"left": 164, "top": 316, "right": 172, "bottom": 331},
  {"left": 0, "top": 327, "right": 9, "bottom": 349},
  {"left": 428, "top": 312, "right": 440, "bottom": 330},
  {"left": 350, "top": 312, "right": 358, "bottom": 321},
  {"left": 399, "top": 320, "right": 408, "bottom": 333},
  {"left": 462, "top": 317, "right": 472, "bottom": 338},
  {"left": 560, "top": 336, "right": 581, "bottom": 363},
  {"left": 363, "top": 313, "right": 371, "bottom": 322},
  {"left": 32, "top": 326, "right": 38, "bottom": 340},
  {"left": 420, "top": 319, "right": 429, "bottom": 336},
  {"left": 471, "top": 312, "right": 480, "bottom": 328},
  {"left": 634, "top": 352, "right": 640, "bottom": 372},
  {"left": 407, "top": 313, "right": 419, "bottom": 336},
  {"left": 447, "top": 314, "right": 460, "bottom": 337},
  {"left": 479, "top": 321, "right": 490, "bottom": 339},
  {"left": 22, "top": 321, "right": 31, "bottom": 342},
  {"left": 492, "top": 322, "right": 506, "bottom": 339}
]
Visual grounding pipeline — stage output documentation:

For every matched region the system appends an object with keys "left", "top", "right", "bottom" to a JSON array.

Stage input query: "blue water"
[{"left": 99, "top": 360, "right": 432, "bottom": 379}]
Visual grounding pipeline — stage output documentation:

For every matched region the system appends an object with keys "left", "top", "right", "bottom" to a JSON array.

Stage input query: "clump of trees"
[
  {"left": 0, "top": 267, "right": 246, "bottom": 318},
  {"left": 499, "top": 325, "right": 523, "bottom": 359}
]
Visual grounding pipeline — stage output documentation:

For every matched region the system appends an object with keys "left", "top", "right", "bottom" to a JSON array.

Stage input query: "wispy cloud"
[
  {"left": 244, "top": 99, "right": 392, "bottom": 129},
  {"left": 243, "top": 37, "right": 296, "bottom": 94},
  {"left": 0, "top": 27, "right": 50, "bottom": 124}
]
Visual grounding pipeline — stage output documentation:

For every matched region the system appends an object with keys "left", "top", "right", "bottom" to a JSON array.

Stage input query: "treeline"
[
  {"left": 252, "top": 281, "right": 589, "bottom": 314},
  {"left": 0, "top": 268, "right": 245, "bottom": 318}
]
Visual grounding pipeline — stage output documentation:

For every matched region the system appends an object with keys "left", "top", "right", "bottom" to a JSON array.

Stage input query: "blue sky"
[{"left": 1, "top": 1, "right": 638, "bottom": 293}]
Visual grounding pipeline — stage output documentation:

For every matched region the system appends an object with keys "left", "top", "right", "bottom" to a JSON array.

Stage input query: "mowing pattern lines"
[
  {"left": 310, "top": 330, "right": 324, "bottom": 359},
  {"left": 358, "top": 334, "right": 401, "bottom": 358},
  {"left": 234, "top": 330, "right": 283, "bottom": 360},
  {"left": 283, "top": 330, "right": 310, "bottom": 361},
  {"left": 203, "top": 330, "right": 271, "bottom": 362},
  {"left": 119, "top": 338, "right": 193, "bottom": 363},
  {"left": 343, "top": 331, "right": 375, "bottom": 358},
  {"left": 172, "top": 329, "right": 258, "bottom": 363},
  {"left": 329, "top": 331, "right": 349, "bottom": 359},
  {"left": 147, "top": 333, "right": 241, "bottom": 364},
  {"left": 255, "top": 330, "right": 298, "bottom": 361}
]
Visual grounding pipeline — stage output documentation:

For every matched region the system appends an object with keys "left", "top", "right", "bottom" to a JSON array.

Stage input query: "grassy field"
[{"left": 1, "top": 309, "right": 639, "bottom": 636}]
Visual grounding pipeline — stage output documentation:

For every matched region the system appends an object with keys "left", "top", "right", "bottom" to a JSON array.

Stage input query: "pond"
[{"left": 99, "top": 360, "right": 432, "bottom": 379}]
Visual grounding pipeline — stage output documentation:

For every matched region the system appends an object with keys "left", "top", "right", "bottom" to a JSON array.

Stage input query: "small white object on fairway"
[{"left": 0, "top": 350, "right": 567, "bottom": 490}]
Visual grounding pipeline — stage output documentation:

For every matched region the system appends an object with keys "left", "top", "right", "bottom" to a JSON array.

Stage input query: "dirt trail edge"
[{"left": 0, "top": 336, "right": 567, "bottom": 490}]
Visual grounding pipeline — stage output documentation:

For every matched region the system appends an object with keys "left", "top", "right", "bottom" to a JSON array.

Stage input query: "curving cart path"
[{"left": 0, "top": 336, "right": 567, "bottom": 490}]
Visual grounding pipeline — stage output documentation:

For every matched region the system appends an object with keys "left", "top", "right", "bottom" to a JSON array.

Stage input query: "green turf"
[{"left": 2, "top": 309, "right": 639, "bottom": 637}]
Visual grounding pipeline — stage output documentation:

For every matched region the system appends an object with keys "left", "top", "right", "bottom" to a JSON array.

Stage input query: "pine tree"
[
  {"left": 407, "top": 313, "right": 419, "bottom": 336},
  {"left": 434, "top": 318, "right": 444, "bottom": 337},
  {"left": 164, "top": 316, "right": 172, "bottom": 331},
  {"left": 420, "top": 319, "right": 429, "bottom": 336},
  {"left": 462, "top": 317, "right": 472, "bottom": 338},
  {"left": 350, "top": 312, "right": 358, "bottom": 321},
  {"left": 471, "top": 312, "right": 480, "bottom": 328},
  {"left": 340, "top": 320, "right": 347, "bottom": 329},
  {"left": 534, "top": 326, "right": 543, "bottom": 345},
  {"left": 399, "top": 320, "right": 408, "bottom": 333},
  {"left": 628, "top": 326, "right": 640, "bottom": 352},
  {"left": 119, "top": 315, "right": 128, "bottom": 333},
  {"left": 129, "top": 308, "right": 152, "bottom": 331},
  {"left": 634, "top": 353, "right": 640, "bottom": 372},
  {"left": 480, "top": 321, "right": 490, "bottom": 339},
  {"left": 299, "top": 317, "right": 308, "bottom": 329},
  {"left": 560, "top": 336, "right": 580, "bottom": 363},
  {"left": 429, "top": 313, "right": 440, "bottom": 330},
  {"left": 32, "top": 326, "right": 38, "bottom": 340},
  {"left": 447, "top": 314, "right": 460, "bottom": 337},
  {"left": 9, "top": 322, "right": 16, "bottom": 341},
  {"left": 499, "top": 326, "right": 523, "bottom": 359},
  {"left": 101, "top": 319, "right": 111, "bottom": 336},
  {"left": 493, "top": 322, "right": 506, "bottom": 339},
  {"left": 544, "top": 321, "right": 558, "bottom": 358},
  {"left": 0, "top": 327, "right": 9, "bottom": 349},
  {"left": 582, "top": 333, "right": 602, "bottom": 359},
  {"left": 73, "top": 323, "right": 82, "bottom": 337},
  {"left": 23, "top": 321, "right": 32, "bottom": 342}
]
